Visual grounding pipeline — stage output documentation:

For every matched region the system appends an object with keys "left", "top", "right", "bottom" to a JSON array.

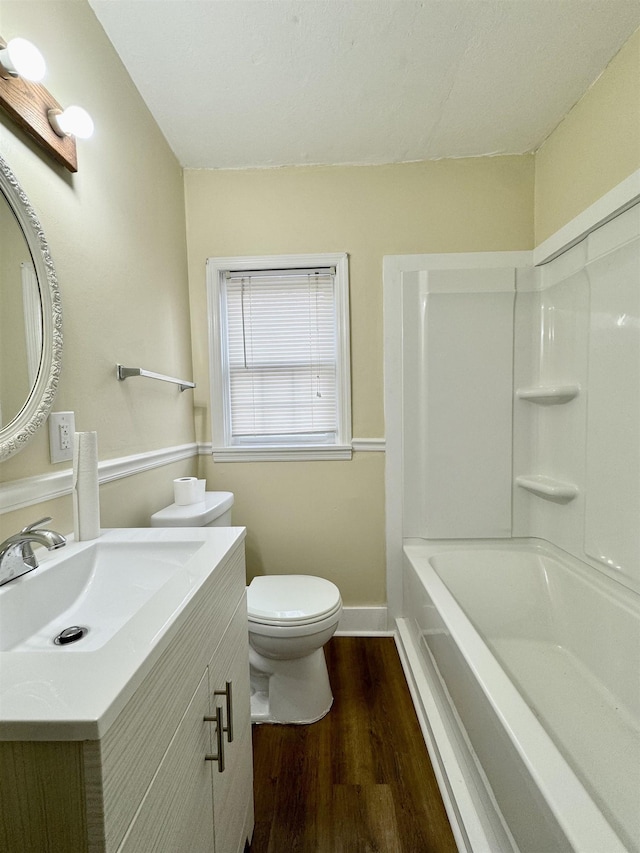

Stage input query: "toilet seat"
[{"left": 247, "top": 575, "right": 342, "bottom": 627}]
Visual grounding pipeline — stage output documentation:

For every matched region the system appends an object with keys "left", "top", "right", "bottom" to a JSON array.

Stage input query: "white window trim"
[{"left": 206, "top": 252, "right": 352, "bottom": 461}]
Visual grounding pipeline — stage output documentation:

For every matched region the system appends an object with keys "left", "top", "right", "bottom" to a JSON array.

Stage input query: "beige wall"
[
  {"left": 185, "top": 157, "right": 534, "bottom": 603},
  {"left": 0, "top": 0, "right": 196, "bottom": 539},
  {"left": 535, "top": 27, "right": 640, "bottom": 243}
]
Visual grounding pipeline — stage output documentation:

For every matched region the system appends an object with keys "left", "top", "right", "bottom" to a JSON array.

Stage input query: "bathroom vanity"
[{"left": 0, "top": 528, "right": 254, "bottom": 853}]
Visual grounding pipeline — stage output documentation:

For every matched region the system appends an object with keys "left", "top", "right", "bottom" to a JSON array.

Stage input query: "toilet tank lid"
[{"left": 150, "top": 491, "right": 234, "bottom": 527}]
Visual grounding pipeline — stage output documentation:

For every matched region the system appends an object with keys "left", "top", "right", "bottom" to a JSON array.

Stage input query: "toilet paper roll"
[
  {"left": 73, "top": 431, "right": 101, "bottom": 541},
  {"left": 174, "top": 477, "right": 204, "bottom": 505}
]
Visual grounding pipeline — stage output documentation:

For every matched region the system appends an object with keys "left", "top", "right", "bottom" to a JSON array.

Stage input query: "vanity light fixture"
[
  {"left": 48, "top": 105, "right": 94, "bottom": 140},
  {"left": 0, "top": 33, "right": 90, "bottom": 172},
  {"left": 0, "top": 37, "right": 46, "bottom": 81}
]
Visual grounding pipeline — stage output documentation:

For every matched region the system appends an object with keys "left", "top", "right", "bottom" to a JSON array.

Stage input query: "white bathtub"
[{"left": 397, "top": 539, "right": 640, "bottom": 853}]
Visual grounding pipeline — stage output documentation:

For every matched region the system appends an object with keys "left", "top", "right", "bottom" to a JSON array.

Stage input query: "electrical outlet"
[{"left": 49, "top": 411, "right": 75, "bottom": 463}]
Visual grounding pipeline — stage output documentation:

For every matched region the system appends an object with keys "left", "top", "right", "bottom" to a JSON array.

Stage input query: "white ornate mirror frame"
[{"left": 0, "top": 154, "right": 62, "bottom": 461}]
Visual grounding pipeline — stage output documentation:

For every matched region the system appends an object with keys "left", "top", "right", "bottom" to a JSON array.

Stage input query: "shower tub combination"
[{"left": 397, "top": 540, "right": 640, "bottom": 853}]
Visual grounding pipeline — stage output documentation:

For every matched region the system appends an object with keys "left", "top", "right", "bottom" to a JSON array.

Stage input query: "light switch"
[{"left": 49, "top": 411, "right": 75, "bottom": 463}]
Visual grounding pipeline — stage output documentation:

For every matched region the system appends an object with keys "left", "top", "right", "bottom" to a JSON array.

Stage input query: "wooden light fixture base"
[{"left": 0, "top": 36, "right": 77, "bottom": 172}]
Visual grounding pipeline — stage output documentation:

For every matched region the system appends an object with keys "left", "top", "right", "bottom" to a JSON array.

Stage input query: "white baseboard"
[{"left": 335, "top": 606, "right": 392, "bottom": 636}]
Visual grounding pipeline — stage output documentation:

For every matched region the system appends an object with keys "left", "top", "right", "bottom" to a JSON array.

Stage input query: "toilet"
[
  {"left": 247, "top": 574, "right": 342, "bottom": 724},
  {"left": 150, "top": 491, "right": 342, "bottom": 725}
]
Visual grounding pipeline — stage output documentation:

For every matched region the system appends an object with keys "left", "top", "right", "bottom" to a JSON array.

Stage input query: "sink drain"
[{"left": 54, "top": 626, "right": 88, "bottom": 646}]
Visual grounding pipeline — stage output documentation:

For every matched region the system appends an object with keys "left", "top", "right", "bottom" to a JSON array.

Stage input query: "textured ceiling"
[{"left": 89, "top": 0, "right": 640, "bottom": 169}]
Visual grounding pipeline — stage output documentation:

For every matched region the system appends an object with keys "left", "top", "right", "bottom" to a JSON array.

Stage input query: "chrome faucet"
[{"left": 0, "top": 517, "right": 66, "bottom": 587}]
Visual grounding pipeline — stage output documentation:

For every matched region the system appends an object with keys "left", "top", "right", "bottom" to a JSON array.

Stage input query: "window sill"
[{"left": 211, "top": 445, "right": 353, "bottom": 462}]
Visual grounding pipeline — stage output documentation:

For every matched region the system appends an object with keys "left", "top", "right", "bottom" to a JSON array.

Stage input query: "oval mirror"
[{"left": 0, "top": 154, "right": 62, "bottom": 461}]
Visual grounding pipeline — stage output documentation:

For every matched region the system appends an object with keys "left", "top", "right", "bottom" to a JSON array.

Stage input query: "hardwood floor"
[{"left": 249, "top": 636, "right": 458, "bottom": 853}]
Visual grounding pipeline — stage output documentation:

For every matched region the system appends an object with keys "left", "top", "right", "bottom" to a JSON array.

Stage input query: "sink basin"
[
  {"left": 0, "top": 539, "right": 203, "bottom": 652},
  {"left": 0, "top": 527, "right": 246, "bottom": 740}
]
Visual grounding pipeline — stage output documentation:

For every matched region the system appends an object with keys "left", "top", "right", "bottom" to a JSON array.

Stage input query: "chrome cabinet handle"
[
  {"left": 214, "top": 681, "right": 233, "bottom": 743},
  {"left": 204, "top": 706, "right": 225, "bottom": 772}
]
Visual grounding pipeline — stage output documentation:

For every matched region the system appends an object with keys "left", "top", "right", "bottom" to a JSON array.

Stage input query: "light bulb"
[
  {"left": 48, "top": 105, "right": 94, "bottom": 139},
  {"left": 0, "top": 37, "right": 46, "bottom": 81}
]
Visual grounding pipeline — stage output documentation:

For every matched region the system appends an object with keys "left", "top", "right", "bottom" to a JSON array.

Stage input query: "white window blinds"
[{"left": 223, "top": 268, "right": 338, "bottom": 443}]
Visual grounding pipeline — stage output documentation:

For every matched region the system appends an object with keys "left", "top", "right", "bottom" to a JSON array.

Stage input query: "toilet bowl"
[
  {"left": 247, "top": 575, "right": 342, "bottom": 724},
  {"left": 150, "top": 492, "right": 342, "bottom": 725}
]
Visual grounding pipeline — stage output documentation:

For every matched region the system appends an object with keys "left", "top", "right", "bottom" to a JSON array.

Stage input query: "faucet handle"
[
  {"left": 19, "top": 518, "right": 54, "bottom": 564},
  {"left": 20, "top": 517, "right": 53, "bottom": 534}
]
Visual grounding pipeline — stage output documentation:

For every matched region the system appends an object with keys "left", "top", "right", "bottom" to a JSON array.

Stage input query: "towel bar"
[{"left": 116, "top": 364, "right": 195, "bottom": 391}]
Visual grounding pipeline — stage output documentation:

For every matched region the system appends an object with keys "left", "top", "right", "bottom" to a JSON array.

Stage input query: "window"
[{"left": 207, "top": 253, "right": 351, "bottom": 461}]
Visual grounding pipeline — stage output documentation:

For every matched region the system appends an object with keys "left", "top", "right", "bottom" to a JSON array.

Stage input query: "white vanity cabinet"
[{"left": 0, "top": 536, "right": 254, "bottom": 853}]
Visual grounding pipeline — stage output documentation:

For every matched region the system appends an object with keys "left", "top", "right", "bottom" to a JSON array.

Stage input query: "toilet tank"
[{"left": 150, "top": 491, "right": 234, "bottom": 527}]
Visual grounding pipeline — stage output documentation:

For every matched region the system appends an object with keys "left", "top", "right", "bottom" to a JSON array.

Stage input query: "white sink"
[
  {"left": 0, "top": 527, "right": 246, "bottom": 740},
  {"left": 0, "top": 539, "right": 203, "bottom": 652}
]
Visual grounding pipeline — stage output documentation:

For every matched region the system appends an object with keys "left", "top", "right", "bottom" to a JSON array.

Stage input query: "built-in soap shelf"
[
  {"left": 515, "top": 475, "right": 578, "bottom": 502},
  {"left": 516, "top": 384, "right": 580, "bottom": 405}
]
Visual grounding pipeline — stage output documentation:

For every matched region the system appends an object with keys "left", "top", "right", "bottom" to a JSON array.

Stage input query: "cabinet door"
[
  {"left": 117, "top": 672, "right": 215, "bottom": 853},
  {"left": 208, "top": 595, "right": 254, "bottom": 853},
  {"left": 99, "top": 543, "right": 247, "bottom": 852}
]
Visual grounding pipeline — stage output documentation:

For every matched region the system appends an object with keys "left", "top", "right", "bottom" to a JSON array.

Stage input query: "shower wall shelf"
[
  {"left": 516, "top": 385, "right": 580, "bottom": 405},
  {"left": 116, "top": 364, "right": 195, "bottom": 391},
  {"left": 515, "top": 475, "right": 578, "bottom": 502}
]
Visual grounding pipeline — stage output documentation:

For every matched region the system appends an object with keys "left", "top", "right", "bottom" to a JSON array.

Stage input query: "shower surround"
[{"left": 385, "top": 201, "right": 640, "bottom": 852}]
